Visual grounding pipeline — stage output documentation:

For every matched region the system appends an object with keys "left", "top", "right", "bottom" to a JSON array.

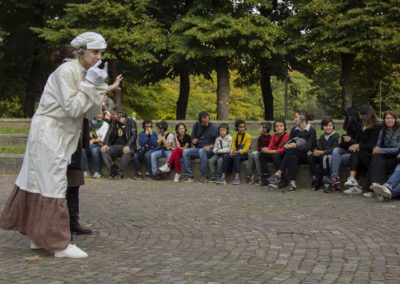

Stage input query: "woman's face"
[
  {"left": 323, "top": 122, "right": 334, "bottom": 135},
  {"left": 80, "top": 49, "right": 103, "bottom": 69},
  {"left": 275, "top": 122, "right": 285, "bottom": 134},
  {"left": 385, "top": 114, "right": 396, "bottom": 128},
  {"left": 177, "top": 125, "right": 186, "bottom": 135}
]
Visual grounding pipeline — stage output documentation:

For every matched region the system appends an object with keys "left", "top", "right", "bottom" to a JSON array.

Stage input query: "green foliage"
[{"left": 120, "top": 69, "right": 316, "bottom": 120}]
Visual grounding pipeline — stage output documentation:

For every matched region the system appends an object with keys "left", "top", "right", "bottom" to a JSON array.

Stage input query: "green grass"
[
  {"left": 0, "top": 146, "right": 25, "bottom": 154},
  {"left": 0, "top": 127, "right": 29, "bottom": 135}
]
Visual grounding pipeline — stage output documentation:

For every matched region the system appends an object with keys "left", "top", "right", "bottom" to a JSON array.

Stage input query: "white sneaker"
[
  {"left": 173, "top": 173, "right": 181, "bottom": 182},
  {"left": 30, "top": 241, "right": 41, "bottom": 250},
  {"left": 54, "top": 244, "right": 88, "bottom": 258},
  {"left": 159, "top": 163, "right": 170, "bottom": 173},
  {"left": 363, "top": 192, "right": 375, "bottom": 198},
  {"left": 344, "top": 186, "right": 363, "bottom": 195},
  {"left": 92, "top": 172, "right": 102, "bottom": 178},
  {"left": 371, "top": 183, "right": 392, "bottom": 200},
  {"left": 83, "top": 171, "right": 90, "bottom": 178},
  {"left": 344, "top": 176, "right": 358, "bottom": 187}
]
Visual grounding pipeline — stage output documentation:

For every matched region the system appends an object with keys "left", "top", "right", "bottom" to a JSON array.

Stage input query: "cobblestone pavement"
[{"left": 0, "top": 174, "right": 400, "bottom": 283}]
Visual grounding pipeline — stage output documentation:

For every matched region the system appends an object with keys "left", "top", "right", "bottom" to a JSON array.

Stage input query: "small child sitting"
[
  {"left": 246, "top": 122, "right": 272, "bottom": 185},
  {"left": 216, "top": 119, "right": 251, "bottom": 185},
  {"left": 208, "top": 123, "right": 232, "bottom": 182}
]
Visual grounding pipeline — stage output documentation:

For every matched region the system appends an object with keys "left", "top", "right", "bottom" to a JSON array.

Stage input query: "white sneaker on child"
[
  {"left": 344, "top": 186, "right": 363, "bottom": 195},
  {"left": 344, "top": 176, "right": 358, "bottom": 187},
  {"left": 159, "top": 163, "right": 170, "bottom": 173},
  {"left": 173, "top": 173, "right": 181, "bottom": 182}
]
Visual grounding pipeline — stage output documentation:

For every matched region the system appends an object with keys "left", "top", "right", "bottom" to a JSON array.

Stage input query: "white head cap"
[{"left": 70, "top": 32, "right": 107, "bottom": 50}]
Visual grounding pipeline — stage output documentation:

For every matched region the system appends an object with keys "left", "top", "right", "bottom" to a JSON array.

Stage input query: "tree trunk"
[
  {"left": 216, "top": 57, "right": 230, "bottom": 120},
  {"left": 340, "top": 53, "right": 355, "bottom": 110},
  {"left": 23, "top": 58, "right": 41, "bottom": 117},
  {"left": 260, "top": 60, "right": 274, "bottom": 120},
  {"left": 176, "top": 65, "right": 190, "bottom": 119},
  {"left": 109, "top": 61, "right": 122, "bottom": 111}
]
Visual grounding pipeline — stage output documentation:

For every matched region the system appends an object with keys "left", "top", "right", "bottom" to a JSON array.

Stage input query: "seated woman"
[
  {"left": 327, "top": 107, "right": 362, "bottom": 192},
  {"left": 364, "top": 110, "right": 400, "bottom": 197},
  {"left": 343, "top": 105, "right": 381, "bottom": 195},
  {"left": 308, "top": 117, "right": 340, "bottom": 191},
  {"left": 267, "top": 111, "right": 317, "bottom": 192}
]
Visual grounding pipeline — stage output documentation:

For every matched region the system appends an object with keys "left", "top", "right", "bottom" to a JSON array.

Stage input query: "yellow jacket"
[{"left": 231, "top": 132, "right": 252, "bottom": 154}]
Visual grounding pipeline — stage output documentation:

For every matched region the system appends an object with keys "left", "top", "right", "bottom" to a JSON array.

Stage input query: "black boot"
[{"left": 66, "top": 186, "right": 92, "bottom": 235}]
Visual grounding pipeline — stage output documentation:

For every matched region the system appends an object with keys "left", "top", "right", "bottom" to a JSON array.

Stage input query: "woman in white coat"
[{"left": 0, "top": 32, "right": 120, "bottom": 258}]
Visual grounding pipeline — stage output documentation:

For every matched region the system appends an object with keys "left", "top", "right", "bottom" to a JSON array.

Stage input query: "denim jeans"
[
  {"left": 330, "top": 147, "right": 351, "bottom": 178},
  {"left": 222, "top": 153, "right": 248, "bottom": 174},
  {"left": 82, "top": 143, "right": 102, "bottom": 173},
  {"left": 133, "top": 150, "right": 154, "bottom": 174},
  {"left": 183, "top": 147, "right": 214, "bottom": 177},
  {"left": 384, "top": 163, "right": 400, "bottom": 198},
  {"left": 151, "top": 149, "right": 172, "bottom": 175},
  {"left": 246, "top": 151, "right": 261, "bottom": 177}
]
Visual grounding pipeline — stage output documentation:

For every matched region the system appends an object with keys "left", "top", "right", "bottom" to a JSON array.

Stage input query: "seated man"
[
  {"left": 183, "top": 111, "right": 218, "bottom": 182},
  {"left": 101, "top": 112, "right": 137, "bottom": 179}
]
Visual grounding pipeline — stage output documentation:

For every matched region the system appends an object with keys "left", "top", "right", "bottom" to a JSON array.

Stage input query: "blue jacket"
[{"left": 138, "top": 131, "right": 158, "bottom": 152}]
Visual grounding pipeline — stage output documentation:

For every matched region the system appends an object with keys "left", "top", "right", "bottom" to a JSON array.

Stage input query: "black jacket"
[{"left": 103, "top": 117, "right": 137, "bottom": 150}]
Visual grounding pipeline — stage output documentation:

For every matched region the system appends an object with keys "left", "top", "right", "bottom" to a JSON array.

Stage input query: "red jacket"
[{"left": 268, "top": 132, "right": 289, "bottom": 155}]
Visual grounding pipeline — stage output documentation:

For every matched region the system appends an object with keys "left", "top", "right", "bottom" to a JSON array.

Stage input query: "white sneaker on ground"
[
  {"left": 344, "top": 186, "right": 363, "bottom": 195},
  {"left": 83, "top": 171, "right": 90, "bottom": 178},
  {"left": 30, "top": 241, "right": 41, "bottom": 250},
  {"left": 344, "top": 176, "right": 358, "bottom": 187},
  {"left": 371, "top": 183, "right": 392, "bottom": 200},
  {"left": 363, "top": 192, "right": 375, "bottom": 198},
  {"left": 54, "top": 244, "right": 88, "bottom": 258},
  {"left": 173, "top": 173, "right": 181, "bottom": 182},
  {"left": 92, "top": 172, "right": 102, "bottom": 178},
  {"left": 159, "top": 163, "right": 170, "bottom": 173}
]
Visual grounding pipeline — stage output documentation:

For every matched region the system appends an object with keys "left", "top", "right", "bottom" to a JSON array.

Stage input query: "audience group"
[{"left": 82, "top": 104, "right": 400, "bottom": 202}]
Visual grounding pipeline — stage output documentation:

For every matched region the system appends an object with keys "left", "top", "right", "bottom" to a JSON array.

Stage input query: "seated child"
[
  {"left": 158, "top": 123, "right": 191, "bottom": 182},
  {"left": 208, "top": 123, "right": 232, "bottom": 182},
  {"left": 216, "top": 119, "right": 251, "bottom": 185},
  {"left": 259, "top": 119, "right": 289, "bottom": 186},
  {"left": 246, "top": 122, "right": 272, "bottom": 185},
  {"left": 133, "top": 119, "right": 158, "bottom": 179}
]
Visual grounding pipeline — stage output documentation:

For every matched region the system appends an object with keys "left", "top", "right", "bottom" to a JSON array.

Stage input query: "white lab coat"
[{"left": 16, "top": 59, "right": 107, "bottom": 198}]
